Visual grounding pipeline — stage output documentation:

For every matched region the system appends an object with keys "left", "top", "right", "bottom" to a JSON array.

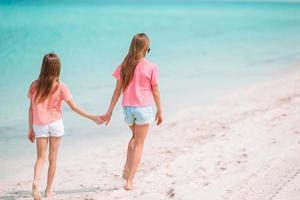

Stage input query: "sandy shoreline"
[{"left": 1, "top": 66, "right": 300, "bottom": 200}]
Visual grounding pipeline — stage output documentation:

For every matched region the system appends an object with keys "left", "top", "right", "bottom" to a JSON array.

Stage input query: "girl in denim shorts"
[{"left": 103, "top": 33, "right": 163, "bottom": 190}]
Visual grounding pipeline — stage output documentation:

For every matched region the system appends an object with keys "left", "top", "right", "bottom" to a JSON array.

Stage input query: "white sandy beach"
[{"left": 1, "top": 65, "right": 300, "bottom": 200}]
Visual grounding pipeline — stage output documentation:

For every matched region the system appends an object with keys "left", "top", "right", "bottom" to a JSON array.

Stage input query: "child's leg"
[
  {"left": 125, "top": 124, "right": 149, "bottom": 190},
  {"left": 45, "top": 136, "right": 61, "bottom": 197},
  {"left": 33, "top": 138, "right": 48, "bottom": 198},
  {"left": 123, "top": 125, "right": 136, "bottom": 180}
]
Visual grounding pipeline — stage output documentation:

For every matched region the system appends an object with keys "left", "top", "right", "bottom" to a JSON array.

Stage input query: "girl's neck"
[{"left": 53, "top": 79, "right": 59, "bottom": 86}]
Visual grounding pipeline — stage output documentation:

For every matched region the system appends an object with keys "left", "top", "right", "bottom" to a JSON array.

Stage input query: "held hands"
[
  {"left": 90, "top": 115, "right": 105, "bottom": 125},
  {"left": 101, "top": 111, "right": 112, "bottom": 126},
  {"left": 90, "top": 113, "right": 111, "bottom": 125}
]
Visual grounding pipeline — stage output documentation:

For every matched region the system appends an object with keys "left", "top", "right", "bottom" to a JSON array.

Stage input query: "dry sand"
[{"left": 1, "top": 66, "right": 300, "bottom": 200}]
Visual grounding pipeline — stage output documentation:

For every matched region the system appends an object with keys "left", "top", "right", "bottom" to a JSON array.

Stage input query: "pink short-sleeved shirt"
[
  {"left": 27, "top": 81, "right": 72, "bottom": 125},
  {"left": 113, "top": 58, "right": 159, "bottom": 107}
]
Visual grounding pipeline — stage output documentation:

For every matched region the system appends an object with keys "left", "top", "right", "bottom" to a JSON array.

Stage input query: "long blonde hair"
[
  {"left": 121, "top": 33, "right": 150, "bottom": 91},
  {"left": 31, "top": 53, "right": 61, "bottom": 103}
]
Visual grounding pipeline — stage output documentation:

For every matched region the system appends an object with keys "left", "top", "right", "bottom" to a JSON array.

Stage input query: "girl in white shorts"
[{"left": 27, "top": 53, "right": 103, "bottom": 199}]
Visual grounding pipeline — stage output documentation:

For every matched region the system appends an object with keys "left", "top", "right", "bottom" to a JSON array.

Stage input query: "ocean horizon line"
[{"left": 1, "top": 0, "right": 300, "bottom": 6}]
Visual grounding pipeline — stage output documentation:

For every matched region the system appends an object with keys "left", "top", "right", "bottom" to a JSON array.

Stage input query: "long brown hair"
[
  {"left": 31, "top": 53, "right": 61, "bottom": 103},
  {"left": 121, "top": 33, "right": 150, "bottom": 91}
]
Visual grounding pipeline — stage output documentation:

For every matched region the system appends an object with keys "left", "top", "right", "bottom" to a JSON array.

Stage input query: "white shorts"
[{"left": 33, "top": 119, "right": 65, "bottom": 138}]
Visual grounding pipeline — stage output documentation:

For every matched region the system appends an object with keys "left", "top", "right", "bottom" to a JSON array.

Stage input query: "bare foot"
[
  {"left": 32, "top": 183, "right": 41, "bottom": 200},
  {"left": 45, "top": 190, "right": 56, "bottom": 198},
  {"left": 122, "top": 169, "right": 129, "bottom": 180},
  {"left": 124, "top": 180, "right": 133, "bottom": 191}
]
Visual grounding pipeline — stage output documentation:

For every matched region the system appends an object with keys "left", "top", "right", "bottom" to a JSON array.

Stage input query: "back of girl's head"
[
  {"left": 32, "top": 53, "right": 61, "bottom": 103},
  {"left": 128, "top": 33, "right": 150, "bottom": 59},
  {"left": 40, "top": 53, "right": 61, "bottom": 79},
  {"left": 121, "top": 33, "right": 150, "bottom": 90}
]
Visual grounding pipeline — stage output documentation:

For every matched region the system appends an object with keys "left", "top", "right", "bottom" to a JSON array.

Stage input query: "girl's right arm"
[
  {"left": 28, "top": 101, "right": 35, "bottom": 143},
  {"left": 152, "top": 85, "right": 163, "bottom": 125},
  {"left": 66, "top": 99, "right": 103, "bottom": 125},
  {"left": 103, "top": 80, "right": 122, "bottom": 125}
]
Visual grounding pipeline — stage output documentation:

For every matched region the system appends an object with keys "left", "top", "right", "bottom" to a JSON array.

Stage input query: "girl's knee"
[
  {"left": 48, "top": 155, "right": 57, "bottom": 165},
  {"left": 37, "top": 154, "right": 46, "bottom": 162},
  {"left": 133, "top": 141, "right": 144, "bottom": 149}
]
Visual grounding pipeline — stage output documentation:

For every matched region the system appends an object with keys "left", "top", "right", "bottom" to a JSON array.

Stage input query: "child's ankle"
[{"left": 126, "top": 179, "right": 133, "bottom": 184}]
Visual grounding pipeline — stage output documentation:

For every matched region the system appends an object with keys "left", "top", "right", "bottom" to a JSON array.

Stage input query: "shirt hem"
[
  {"left": 33, "top": 117, "right": 63, "bottom": 126},
  {"left": 122, "top": 104, "right": 152, "bottom": 107}
]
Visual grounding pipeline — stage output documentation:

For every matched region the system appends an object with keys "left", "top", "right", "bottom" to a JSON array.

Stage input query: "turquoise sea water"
[{"left": 1, "top": 1, "right": 300, "bottom": 181}]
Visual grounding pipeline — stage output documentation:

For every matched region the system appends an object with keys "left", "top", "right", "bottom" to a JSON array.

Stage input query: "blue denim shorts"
[{"left": 123, "top": 106, "right": 154, "bottom": 126}]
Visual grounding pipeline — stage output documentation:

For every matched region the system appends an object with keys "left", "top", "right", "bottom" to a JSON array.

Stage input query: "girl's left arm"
[
  {"left": 66, "top": 99, "right": 103, "bottom": 125},
  {"left": 103, "top": 80, "right": 122, "bottom": 125}
]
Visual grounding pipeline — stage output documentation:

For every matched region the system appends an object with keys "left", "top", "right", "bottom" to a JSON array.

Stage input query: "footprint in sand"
[
  {"left": 167, "top": 188, "right": 175, "bottom": 199},
  {"left": 236, "top": 148, "right": 248, "bottom": 164},
  {"left": 215, "top": 160, "right": 228, "bottom": 171},
  {"left": 202, "top": 181, "right": 210, "bottom": 186},
  {"left": 162, "top": 150, "right": 173, "bottom": 154},
  {"left": 269, "top": 138, "right": 277, "bottom": 144},
  {"left": 226, "top": 189, "right": 233, "bottom": 194},
  {"left": 220, "top": 167, "right": 227, "bottom": 171},
  {"left": 240, "top": 155, "right": 248, "bottom": 163},
  {"left": 241, "top": 153, "right": 247, "bottom": 158}
]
